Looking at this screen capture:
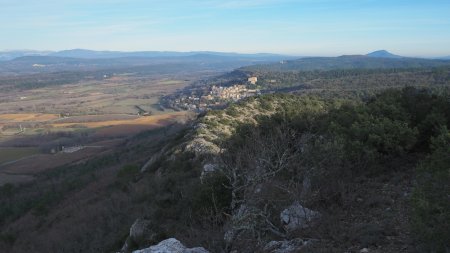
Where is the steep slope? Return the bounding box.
[132,89,450,253]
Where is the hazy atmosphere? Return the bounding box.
[1,0,450,56]
[1,1,449,253]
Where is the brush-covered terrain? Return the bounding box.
[131,89,449,253]
[2,87,448,253]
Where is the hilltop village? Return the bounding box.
[162,77,260,111]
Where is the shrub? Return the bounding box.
[226,106,240,117]
[259,98,274,111]
[115,164,140,192]
[218,117,232,125]
[411,127,450,252]
[0,232,16,246]
[117,164,140,180]
[192,173,231,216]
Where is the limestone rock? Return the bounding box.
[185,138,220,156]
[280,202,320,231]
[132,238,209,253]
[200,163,219,179]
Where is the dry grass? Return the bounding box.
[0,113,58,122]
[50,112,187,128]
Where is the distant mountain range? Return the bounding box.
[0,50,300,75]
[50,49,293,60]
[0,49,294,61]
[1,49,449,61]
[0,50,52,61]
[1,49,449,75]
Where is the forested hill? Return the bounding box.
[235,55,450,96]
[241,55,450,72]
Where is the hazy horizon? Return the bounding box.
[2,48,449,60]
[1,0,450,57]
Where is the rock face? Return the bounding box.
[280,202,320,231]
[132,238,209,253]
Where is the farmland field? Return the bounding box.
[50,111,186,128]
[0,147,39,164]
[0,113,58,122]
[0,71,208,185]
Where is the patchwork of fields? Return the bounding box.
[0,111,189,185]
[0,72,203,186]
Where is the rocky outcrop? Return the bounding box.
[184,137,221,156]
[280,202,320,231]
[132,238,209,253]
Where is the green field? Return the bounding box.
[0,147,39,164]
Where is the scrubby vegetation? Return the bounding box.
[412,128,450,252]
[239,66,450,99]
[1,88,449,252]
[137,88,450,252]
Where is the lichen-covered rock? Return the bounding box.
[132,238,209,253]
[280,202,320,231]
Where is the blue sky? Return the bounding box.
[1,0,450,56]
